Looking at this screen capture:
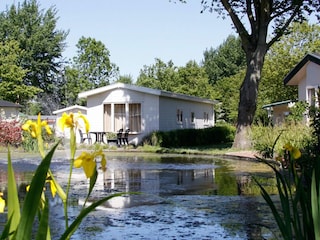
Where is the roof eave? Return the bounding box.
[284,53,320,86]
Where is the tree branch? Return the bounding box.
[267,5,301,49]
[220,0,250,50]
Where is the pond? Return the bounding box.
[0,152,280,240]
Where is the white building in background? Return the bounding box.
[0,100,22,119]
[78,83,217,145]
[263,53,320,125]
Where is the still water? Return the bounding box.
[0,152,279,240]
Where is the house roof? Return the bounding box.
[284,53,320,86]
[262,99,297,109]
[52,105,88,115]
[0,99,22,108]
[78,83,217,105]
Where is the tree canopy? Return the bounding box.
[203,35,246,85]
[72,36,119,89]
[136,58,178,92]
[259,21,320,107]
[0,40,41,104]
[0,0,67,93]
[196,0,320,149]
[137,59,214,99]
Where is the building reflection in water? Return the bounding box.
[95,160,217,209]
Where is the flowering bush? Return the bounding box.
[0,112,121,239]
[0,119,22,146]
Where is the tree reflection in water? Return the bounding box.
[0,154,279,239]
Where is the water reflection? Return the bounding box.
[0,154,278,239]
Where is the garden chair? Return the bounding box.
[117,129,123,146]
[79,129,92,144]
[121,129,130,145]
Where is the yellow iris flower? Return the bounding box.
[74,152,96,178]
[0,192,5,213]
[101,154,107,172]
[25,176,57,200]
[46,177,57,198]
[291,147,301,159]
[283,143,293,152]
[74,150,106,178]
[284,143,301,160]
[22,113,52,138]
[58,112,90,133]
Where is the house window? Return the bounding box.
[104,103,142,132]
[191,112,195,123]
[114,104,125,131]
[104,104,112,131]
[307,88,318,107]
[177,109,183,123]
[129,103,141,132]
[204,112,209,123]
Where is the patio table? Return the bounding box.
[90,131,106,144]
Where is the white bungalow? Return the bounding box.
[262,100,297,125]
[0,100,22,119]
[78,83,217,145]
[284,53,320,106]
[52,105,88,116]
[263,53,320,125]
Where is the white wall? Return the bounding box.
[86,88,160,145]
[159,97,214,131]
[85,88,215,145]
[299,62,320,101]
[0,107,20,119]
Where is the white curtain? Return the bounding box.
[129,103,141,132]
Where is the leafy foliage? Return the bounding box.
[258,21,320,114]
[137,58,178,91]
[116,75,134,84]
[197,0,320,149]
[0,0,67,114]
[137,59,214,99]
[72,36,119,88]
[144,124,235,148]
[0,40,41,104]
[0,0,67,93]
[251,122,313,157]
[62,36,120,106]
[202,35,246,85]
[212,70,244,124]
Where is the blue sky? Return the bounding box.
[0,0,235,80]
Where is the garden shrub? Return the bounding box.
[251,122,313,158]
[144,124,236,148]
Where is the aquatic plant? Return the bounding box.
[0,112,121,240]
[255,143,320,240]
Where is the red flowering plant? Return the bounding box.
[0,119,22,147]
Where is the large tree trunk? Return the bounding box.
[232,49,266,149]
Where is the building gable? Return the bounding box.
[284,53,320,86]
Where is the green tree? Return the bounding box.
[0,40,41,104]
[116,75,134,84]
[0,0,67,94]
[175,60,214,99]
[136,58,178,91]
[137,59,213,99]
[259,21,320,108]
[72,36,119,89]
[61,67,87,106]
[213,70,244,124]
[191,0,320,149]
[203,35,246,85]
